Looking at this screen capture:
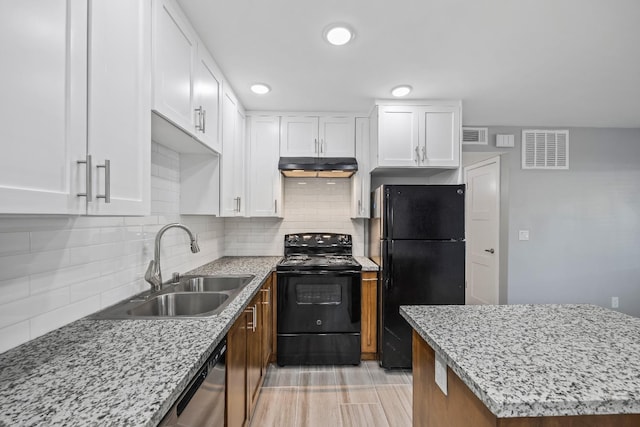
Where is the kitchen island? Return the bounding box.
[400,304,640,426]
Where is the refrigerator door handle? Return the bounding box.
[386,241,393,290]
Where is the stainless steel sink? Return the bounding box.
[127,292,229,317]
[173,274,255,292]
[89,273,255,320]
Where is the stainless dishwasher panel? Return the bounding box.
[159,338,226,427]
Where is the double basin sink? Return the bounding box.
[91,274,255,319]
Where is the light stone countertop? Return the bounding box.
[400,304,640,418]
[355,256,379,271]
[0,256,281,427]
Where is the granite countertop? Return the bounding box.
[355,256,379,271]
[0,256,281,427]
[400,304,640,418]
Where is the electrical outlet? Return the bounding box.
[611,297,619,309]
[518,230,530,241]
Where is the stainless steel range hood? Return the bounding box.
[278,157,358,178]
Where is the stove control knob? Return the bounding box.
[338,235,349,244]
[287,235,299,244]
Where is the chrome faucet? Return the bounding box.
[144,223,200,292]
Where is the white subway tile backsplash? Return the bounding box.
[0,142,225,354]
[0,321,30,354]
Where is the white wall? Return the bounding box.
[463,127,640,317]
[225,178,366,256]
[0,143,224,353]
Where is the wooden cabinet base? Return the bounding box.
[412,330,640,427]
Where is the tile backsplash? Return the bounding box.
[0,144,365,353]
[0,143,224,353]
[224,178,366,257]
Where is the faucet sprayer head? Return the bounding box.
[190,239,200,253]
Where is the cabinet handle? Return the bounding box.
[320,139,324,154]
[421,146,426,162]
[238,197,241,213]
[274,199,278,214]
[96,159,111,203]
[358,199,362,214]
[314,138,318,153]
[414,146,420,164]
[195,106,203,132]
[260,288,270,305]
[202,109,206,133]
[245,304,257,332]
[76,154,92,201]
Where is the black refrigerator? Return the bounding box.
[369,185,465,369]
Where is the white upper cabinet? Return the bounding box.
[0,0,150,216]
[318,116,355,157]
[193,46,222,153]
[0,0,87,214]
[248,116,283,217]
[152,0,223,154]
[351,117,370,219]
[280,115,355,157]
[220,87,246,217]
[152,0,196,133]
[372,101,461,169]
[87,0,151,216]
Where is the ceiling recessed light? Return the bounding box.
[250,83,271,95]
[391,85,412,97]
[324,24,354,46]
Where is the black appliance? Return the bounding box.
[369,185,465,369]
[278,157,358,178]
[277,233,362,365]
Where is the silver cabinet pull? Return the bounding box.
[194,106,203,132]
[421,146,426,162]
[484,248,495,254]
[245,305,257,332]
[314,138,318,153]
[358,199,362,214]
[274,199,278,214]
[76,154,92,201]
[260,288,271,305]
[201,109,206,133]
[233,197,239,212]
[238,197,241,213]
[320,139,324,153]
[414,146,420,164]
[96,159,111,203]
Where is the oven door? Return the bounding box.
[277,270,361,334]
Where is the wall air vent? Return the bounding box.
[462,127,489,145]
[522,130,569,170]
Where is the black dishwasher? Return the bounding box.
[159,338,226,427]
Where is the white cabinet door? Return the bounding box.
[248,116,282,217]
[152,0,196,133]
[420,106,460,168]
[220,88,246,216]
[319,116,355,157]
[86,0,151,216]
[280,116,318,157]
[0,0,87,214]
[377,106,420,167]
[351,117,370,218]
[194,46,222,153]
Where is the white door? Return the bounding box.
[318,116,355,157]
[152,0,196,133]
[351,117,370,218]
[280,116,319,157]
[248,116,282,217]
[421,106,460,168]
[87,0,150,216]
[465,157,500,305]
[220,89,245,216]
[0,0,87,214]
[377,106,420,167]
[194,46,222,153]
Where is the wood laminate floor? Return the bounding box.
[250,361,412,427]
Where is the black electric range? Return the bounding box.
[276,233,362,366]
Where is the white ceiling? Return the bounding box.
[177,0,640,128]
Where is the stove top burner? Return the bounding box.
[278,233,361,272]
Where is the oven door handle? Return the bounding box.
[277,270,361,276]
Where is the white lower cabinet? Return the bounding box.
[247,116,282,217]
[0,0,150,215]
[220,88,246,217]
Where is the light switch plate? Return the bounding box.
[519,230,530,241]
[435,352,448,395]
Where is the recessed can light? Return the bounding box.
[391,85,412,97]
[250,83,271,94]
[324,24,354,46]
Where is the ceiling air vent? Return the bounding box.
[462,127,489,145]
[522,130,569,170]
